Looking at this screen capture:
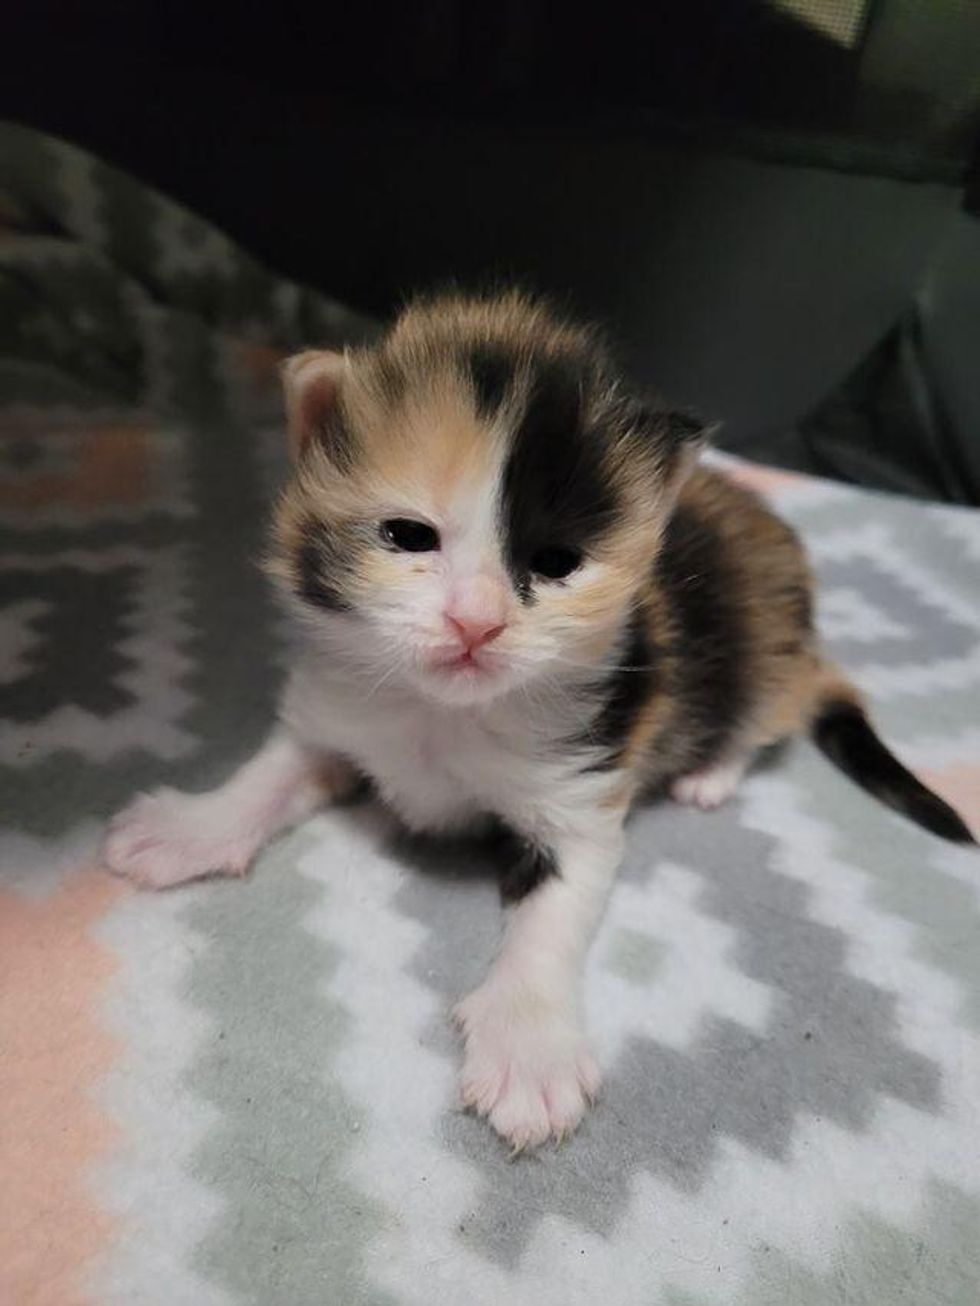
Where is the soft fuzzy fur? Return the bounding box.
[104,291,974,1149]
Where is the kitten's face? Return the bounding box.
[268,295,699,707]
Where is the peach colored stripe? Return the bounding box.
[922,762,980,842]
[0,870,126,1306]
[0,426,152,510]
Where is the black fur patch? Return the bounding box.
[660,409,706,453]
[464,342,516,418]
[657,503,749,768]
[580,610,658,769]
[501,353,617,599]
[296,519,353,612]
[813,701,975,844]
[491,826,560,903]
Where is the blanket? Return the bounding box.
[2,122,979,1306]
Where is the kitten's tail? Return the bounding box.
[810,668,976,845]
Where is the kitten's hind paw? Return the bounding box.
[670,757,746,810]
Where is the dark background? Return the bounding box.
[4,0,980,501]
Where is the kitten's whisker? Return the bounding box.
[363,652,409,699]
[550,654,659,675]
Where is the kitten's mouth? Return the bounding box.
[433,649,495,676]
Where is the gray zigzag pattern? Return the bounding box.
[394,794,940,1267]
[665,1179,980,1306]
[182,829,394,1306]
[816,556,976,667]
[785,745,980,1032]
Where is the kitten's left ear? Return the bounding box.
[281,349,349,463]
[660,410,712,452]
[660,409,715,486]
[635,406,714,488]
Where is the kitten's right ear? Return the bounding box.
[281,350,349,463]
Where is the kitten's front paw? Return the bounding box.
[102,789,254,889]
[454,984,600,1150]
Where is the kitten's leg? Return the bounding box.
[455,817,623,1149]
[103,730,353,889]
[670,751,750,810]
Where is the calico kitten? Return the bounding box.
[104,291,974,1150]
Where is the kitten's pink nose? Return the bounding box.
[445,578,508,651]
[446,613,506,651]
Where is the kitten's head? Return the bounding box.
[267,292,705,706]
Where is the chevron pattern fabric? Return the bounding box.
[2,122,978,1306]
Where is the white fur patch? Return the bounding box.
[671,756,747,810]
[455,979,600,1149]
[103,733,340,888]
[103,787,257,888]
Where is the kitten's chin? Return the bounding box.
[413,660,516,708]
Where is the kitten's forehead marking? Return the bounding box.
[358,375,513,579]
[358,380,495,503]
[352,322,625,596]
[500,351,618,593]
[428,341,621,594]
[463,341,521,419]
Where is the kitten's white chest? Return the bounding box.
[284,666,531,831]
[366,704,489,829]
[283,660,612,839]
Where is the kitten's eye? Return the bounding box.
[380,518,440,552]
[531,547,582,580]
